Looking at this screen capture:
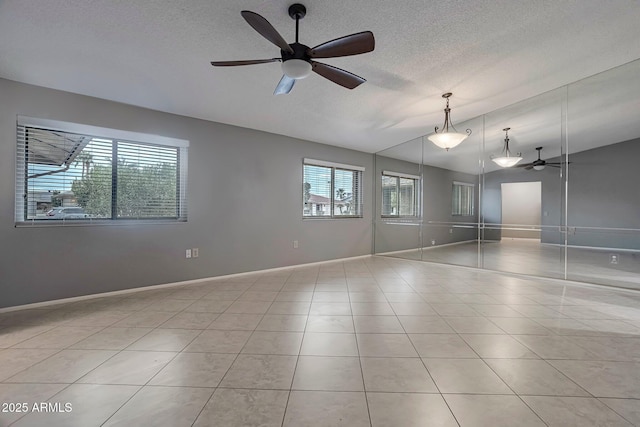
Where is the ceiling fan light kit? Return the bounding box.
[428,93,472,151]
[210,3,375,95]
[491,127,523,167]
[515,146,565,171]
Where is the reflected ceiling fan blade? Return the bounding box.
[311,61,365,89]
[515,163,533,168]
[241,11,294,53]
[524,165,534,170]
[274,75,295,95]
[307,31,375,58]
[211,58,281,67]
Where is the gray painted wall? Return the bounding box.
[0,78,373,308]
[374,154,479,254]
[482,138,640,249]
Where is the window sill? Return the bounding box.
[15,218,187,228]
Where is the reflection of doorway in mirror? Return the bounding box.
[501,182,541,240]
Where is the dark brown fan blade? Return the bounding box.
[241,11,294,53]
[311,61,365,89]
[515,162,534,168]
[211,58,281,67]
[308,31,375,58]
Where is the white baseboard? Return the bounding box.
[0,254,372,313]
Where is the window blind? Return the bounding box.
[15,117,188,224]
[303,159,363,218]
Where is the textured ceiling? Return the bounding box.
[1,0,640,166]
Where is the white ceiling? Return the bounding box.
[1,0,640,162]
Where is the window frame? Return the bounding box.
[381,170,420,218]
[15,116,189,226]
[452,181,475,216]
[302,158,364,219]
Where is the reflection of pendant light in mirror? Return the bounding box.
[491,127,522,167]
[427,93,471,151]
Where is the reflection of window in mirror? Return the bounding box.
[381,171,419,217]
[452,182,474,216]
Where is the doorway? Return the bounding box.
[501,181,542,240]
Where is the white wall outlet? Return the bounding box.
[185,249,192,259]
[610,254,619,265]
[449,228,453,234]
[192,248,199,258]
[293,240,298,249]
[431,239,436,246]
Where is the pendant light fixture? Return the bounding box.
[491,127,522,167]
[427,92,471,151]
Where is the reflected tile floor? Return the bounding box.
[1,256,640,426]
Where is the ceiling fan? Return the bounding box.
[210,3,375,95]
[516,147,567,170]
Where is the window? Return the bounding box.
[15,117,188,224]
[452,181,474,216]
[303,158,363,218]
[381,171,419,217]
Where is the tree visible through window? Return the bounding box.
[16,119,188,222]
[303,159,363,218]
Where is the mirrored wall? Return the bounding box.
[374,58,640,290]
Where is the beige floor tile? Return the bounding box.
[368,393,458,427]
[485,359,589,396]
[348,292,387,302]
[193,388,288,427]
[0,348,59,381]
[102,386,212,427]
[353,315,404,333]
[423,359,512,394]
[78,350,176,385]
[409,334,478,358]
[283,391,370,427]
[7,349,117,383]
[183,330,252,353]
[429,303,479,317]
[12,384,140,427]
[351,302,395,315]
[267,301,311,315]
[461,334,540,358]
[242,331,303,355]
[207,313,263,330]
[444,394,546,427]
[397,316,455,333]
[220,354,297,389]
[293,356,364,391]
[390,302,438,316]
[300,332,359,356]
[361,357,437,392]
[0,325,56,348]
[149,352,235,387]
[111,311,176,328]
[184,299,234,313]
[11,326,104,349]
[488,317,553,335]
[226,301,272,314]
[600,398,640,426]
[383,292,424,303]
[524,396,634,426]
[549,360,640,398]
[312,292,350,302]
[357,333,418,357]
[305,315,354,333]
[308,302,352,316]
[514,335,599,359]
[274,291,313,302]
[256,314,307,332]
[159,312,219,329]
[445,317,505,334]
[0,383,68,425]
[125,328,200,351]
[69,327,152,350]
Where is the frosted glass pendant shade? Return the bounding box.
[427,132,469,150]
[492,156,523,167]
[282,59,312,79]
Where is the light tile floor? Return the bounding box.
[1,256,640,426]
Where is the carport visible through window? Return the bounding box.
[15,117,188,224]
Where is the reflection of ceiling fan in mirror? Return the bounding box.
[516,147,567,170]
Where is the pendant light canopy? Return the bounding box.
[491,127,522,167]
[427,93,471,151]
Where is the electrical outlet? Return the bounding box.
[293,240,298,249]
[431,239,436,246]
[449,228,453,234]
[610,254,619,265]
[192,248,199,258]
[185,249,191,259]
